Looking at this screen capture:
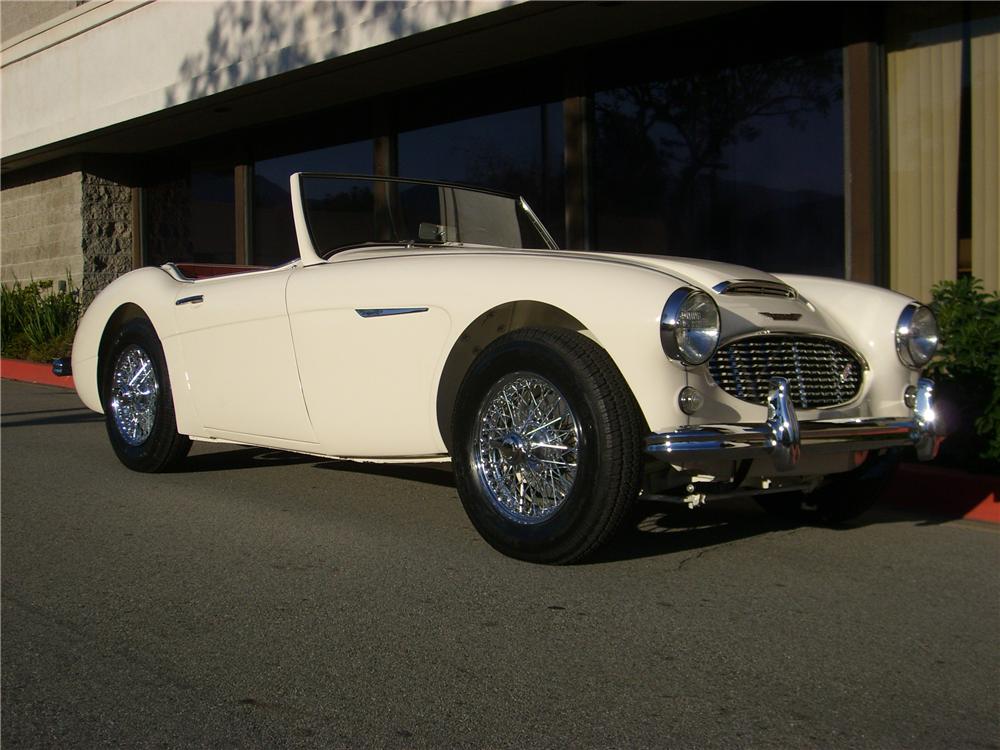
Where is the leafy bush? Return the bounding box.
[1,278,80,363]
[926,276,1000,465]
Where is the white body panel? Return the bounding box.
[171,266,318,445]
[286,249,685,456]
[72,176,928,467]
[776,274,922,418]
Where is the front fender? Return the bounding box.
[72,267,195,430]
[413,254,696,437]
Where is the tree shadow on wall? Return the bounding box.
[164,1,478,109]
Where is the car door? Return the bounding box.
[172,266,318,446]
[285,256,452,458]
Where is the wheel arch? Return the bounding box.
[96,303,153,399]
[434,300,647,451]
[72,265,185,415]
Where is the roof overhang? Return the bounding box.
[1,0,753,173]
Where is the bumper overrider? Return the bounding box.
[645,377,940,471]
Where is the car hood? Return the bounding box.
[572,251,782,291]
[327,244,852,343]
[565,250,856,345]
[331,245,788,291]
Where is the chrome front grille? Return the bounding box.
[708,336,863,409]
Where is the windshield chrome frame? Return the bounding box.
[518,196,559,251]
[297,172,559,256]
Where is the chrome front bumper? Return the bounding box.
[645,377,940,471]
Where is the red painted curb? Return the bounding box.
[1,358,76,389]
[883,463,1000,524]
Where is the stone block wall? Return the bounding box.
[80,170,134,305]
[0,168,84,290]
[1,159,137,306]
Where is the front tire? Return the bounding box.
[452,328,643,564]
[101,318,191,473]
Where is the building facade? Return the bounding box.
[2,1,997,304]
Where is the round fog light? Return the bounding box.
[679,386,704,415]
[904,385,918,409]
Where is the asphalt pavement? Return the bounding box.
[2,380,998,749]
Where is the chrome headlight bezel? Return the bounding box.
[895,303,939,369]
[660,287,721,366]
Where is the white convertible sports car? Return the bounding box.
[66,174,941,563]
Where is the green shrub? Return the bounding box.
[926,276,1000,464]
[1,277,80,363]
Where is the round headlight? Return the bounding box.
[660,288,721,365]
[895,303,939,368]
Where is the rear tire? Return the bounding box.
[101,318,191,473]
[452,328,643,564]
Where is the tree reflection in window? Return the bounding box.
[399,103,564,247]
[594,50,844,277]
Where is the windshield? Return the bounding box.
[299,175,557,258]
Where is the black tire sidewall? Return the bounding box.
[101,318,184,472]
[453,332,634,562]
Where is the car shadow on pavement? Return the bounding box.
[178,446,456,488]
[589,499,799,564]
[312,459,456,488]
[171,447,987,562]
[590,498,985,564]
[0,407,104,428]
[178,447,317,473]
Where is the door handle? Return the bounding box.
[176,295,204,306]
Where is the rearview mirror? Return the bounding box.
[418,223,447,243]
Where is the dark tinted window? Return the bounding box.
[593,46,845,277]
[145,164,235,266]
[253,140,373,266]
[398,103,564,246]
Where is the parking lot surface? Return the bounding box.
[3,380,998,748]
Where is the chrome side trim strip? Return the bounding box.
[355,307,429,318]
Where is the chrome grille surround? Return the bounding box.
[707,335,865,409]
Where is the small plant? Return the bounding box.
[1,277,80,363]
[926,276,1000,465]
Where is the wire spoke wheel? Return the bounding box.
[454,328,642,564]
[473,371,580,524]
[101,318,190,472]
[109,344,159,446]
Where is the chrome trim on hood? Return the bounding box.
[713,279,797,299]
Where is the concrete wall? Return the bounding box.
[0,167,84,289]
[0,1,79,44]
[1,0,516,161]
